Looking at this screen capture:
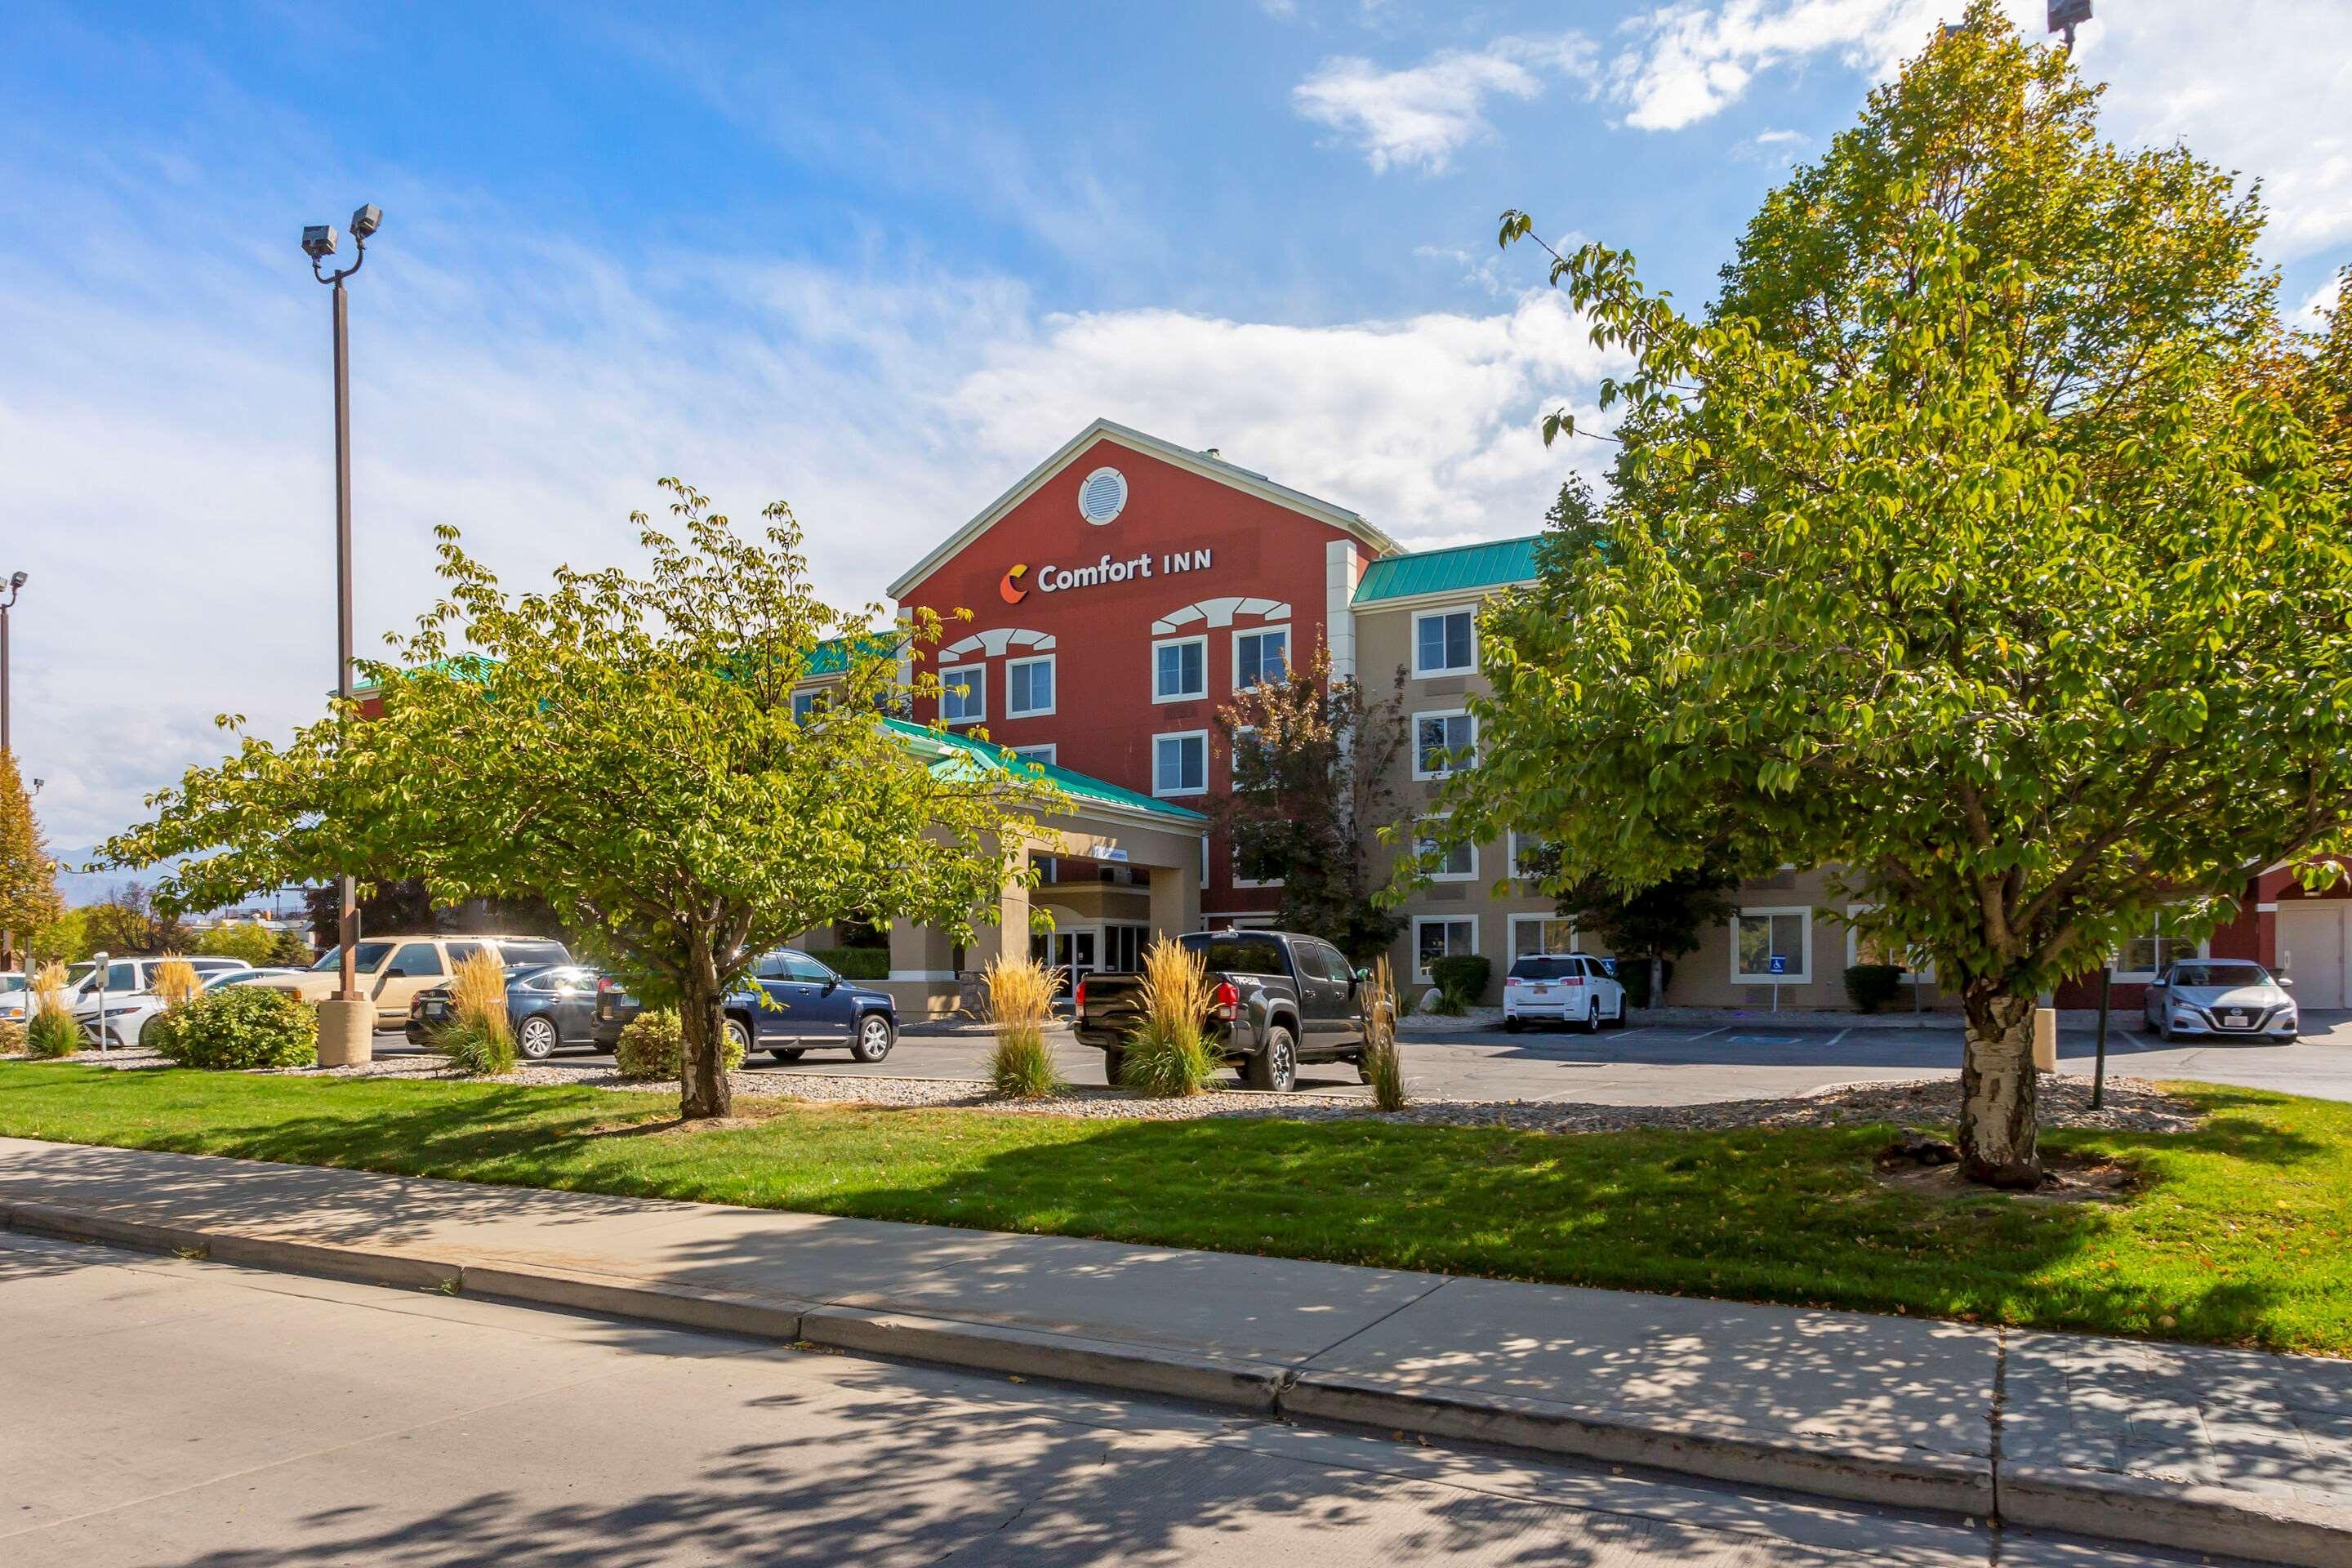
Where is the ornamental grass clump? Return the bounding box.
[434,950,517,1076]
[1121,938,1218,1097]
[24,961,79,1058]
[1361,956,1407,1113]
[143,956,204,1056]
[984,954,1064,1099]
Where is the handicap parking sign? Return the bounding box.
[1768,955,1787,976]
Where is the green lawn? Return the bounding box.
[1,1062,2345,1354]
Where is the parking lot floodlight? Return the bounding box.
[349,203,382,240]
[7,571,23,590]
[301,224,339,260]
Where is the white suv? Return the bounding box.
[1503,954,1627,1033]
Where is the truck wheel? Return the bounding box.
[1102,1046,1125,1087]
[1246,1026,1298,1092]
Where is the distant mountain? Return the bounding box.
[49,851,317,918]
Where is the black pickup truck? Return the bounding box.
[1072,929,1367,1092]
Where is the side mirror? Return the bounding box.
[1354,967,1371,983]
[2281,977,2296,989]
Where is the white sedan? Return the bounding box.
[2144,959,2299,1043]
[72,956,254,1048]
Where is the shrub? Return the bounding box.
[1428,954,1491,1008]
[24,961,78,1058]
[1618,957,1673,1009]
[156,986,318,1069]
[983,954,1063,1099]
[1122,939,1218,1097]
[1844,963,1905,1014]
[435,950,516,1075]
[812,946,890,981]
[1361,956,1406,1112]
[615,1007,746,1082]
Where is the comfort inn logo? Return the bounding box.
[999,550,1214,603]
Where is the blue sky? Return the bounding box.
[2,1,2347,863]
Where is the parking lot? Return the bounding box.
[371,1011,2352,1105]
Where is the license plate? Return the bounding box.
[2225,1012,2248,1026]
[1530,985,1551,996]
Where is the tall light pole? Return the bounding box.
[1,570,24,756]
[301,204,381,1064]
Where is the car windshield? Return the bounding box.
[0,974,24,993]
[310,941,396,973]
[1509,956,1579,981]
[2169,962,2270,988]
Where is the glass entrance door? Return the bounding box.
[1049,930,1097,1002]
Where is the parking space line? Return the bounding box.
[1823,1028,1851,1049]
[1682,1026,1730,1042]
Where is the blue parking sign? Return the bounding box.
[1768,955,1787,976]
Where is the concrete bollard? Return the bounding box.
[2032,1006,2057,1073]
[316,999,373,1068]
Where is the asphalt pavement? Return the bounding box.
[0,1228,2243,1567]
[372,1009,2352,1105]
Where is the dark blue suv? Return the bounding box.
[593,948,897,1064]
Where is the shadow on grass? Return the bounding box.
[2,1062,2345,1351]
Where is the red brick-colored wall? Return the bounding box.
[898,436,1377,914]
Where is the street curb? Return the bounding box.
[460,1263,811,1343]
[7,1196,2346,1566]
[1998,1463,2352,1568]
[800,1304,1285,1412]
[1281,1371,1993,1519]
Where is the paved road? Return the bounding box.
[0,1231,2225,1566]
[372,1009,2352,1105]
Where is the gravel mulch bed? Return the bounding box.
[38,1045,2202,1134]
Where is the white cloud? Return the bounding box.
[1731,126,1814,167]
[2296,272,2344,330]
[1601,1,2352,256]
[1293,33,1597,173]
[0,172,1622,854]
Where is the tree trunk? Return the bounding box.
[1958,981,2042,1188]
[677,951,733,1121]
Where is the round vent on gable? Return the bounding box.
[1077,466,1128,526]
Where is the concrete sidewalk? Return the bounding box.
[0,1137,2343,1566]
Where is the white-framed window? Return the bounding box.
[1153,730,1209,797]
[1413,915,1477,982]
[1010,743,1058,766]
[1005,654,1056,718]
[1414,815,1477,881]
[1510,915,1578,957]
[791,689,821,724]
[1413,710,1476,779]
[939,666,985,724]
[1508,831,1553,884]
[1232,625,1290,690]
[1732,906,1812,984]
[1844,903,1936,983]
[1414,608,1475,676]
[2114,906,2204,982]
[1152,636,1207,702]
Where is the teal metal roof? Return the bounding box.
[882,719,1207,825]
[1352,535,1540,605]
[802,630,902,678]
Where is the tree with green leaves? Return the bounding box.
[193,921,286,967]
[0,748,60,972]
[1454,6,2352,1186]
[105,480,1058,1118]
[1214,644,1410,964]
[82,881,187,957]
